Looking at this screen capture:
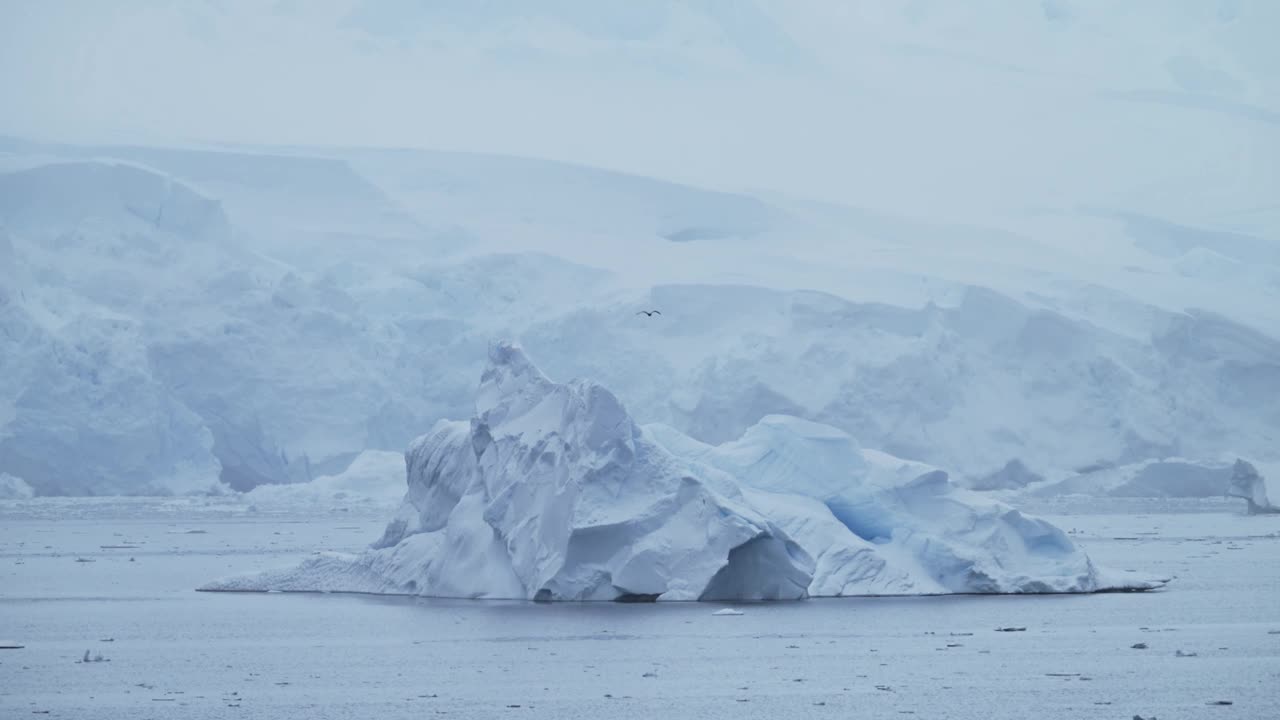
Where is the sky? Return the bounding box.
[1,0,1278,222]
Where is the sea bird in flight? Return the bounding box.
[636,310,661,317]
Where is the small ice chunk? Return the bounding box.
[712,608,745,616]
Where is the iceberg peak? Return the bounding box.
[475,340,555,419]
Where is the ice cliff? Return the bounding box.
[202,344,1161,600]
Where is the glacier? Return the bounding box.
[2,141,1278,498]
[201,343,1161,600]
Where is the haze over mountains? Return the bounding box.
[5,1,1276,217]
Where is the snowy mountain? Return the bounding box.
[0,133,1277,495]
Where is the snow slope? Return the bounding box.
[202,344,1158,600]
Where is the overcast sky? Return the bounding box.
[2,0,1277,221]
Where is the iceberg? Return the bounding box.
[964,459,1046,492]
[201,343,1162,600]
[649,415,1122,594]
[1226,459,1279,515]
[242,450,406,509]
[0,472,34,499]
[1026,457,1278,507]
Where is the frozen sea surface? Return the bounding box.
[1,498,1278,719]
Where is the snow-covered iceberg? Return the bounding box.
[202,343,1162,600]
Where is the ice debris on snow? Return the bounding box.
[201,343,1163,601]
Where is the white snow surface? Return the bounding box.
[202,344,1159,600]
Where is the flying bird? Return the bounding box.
[636,310,661,317]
